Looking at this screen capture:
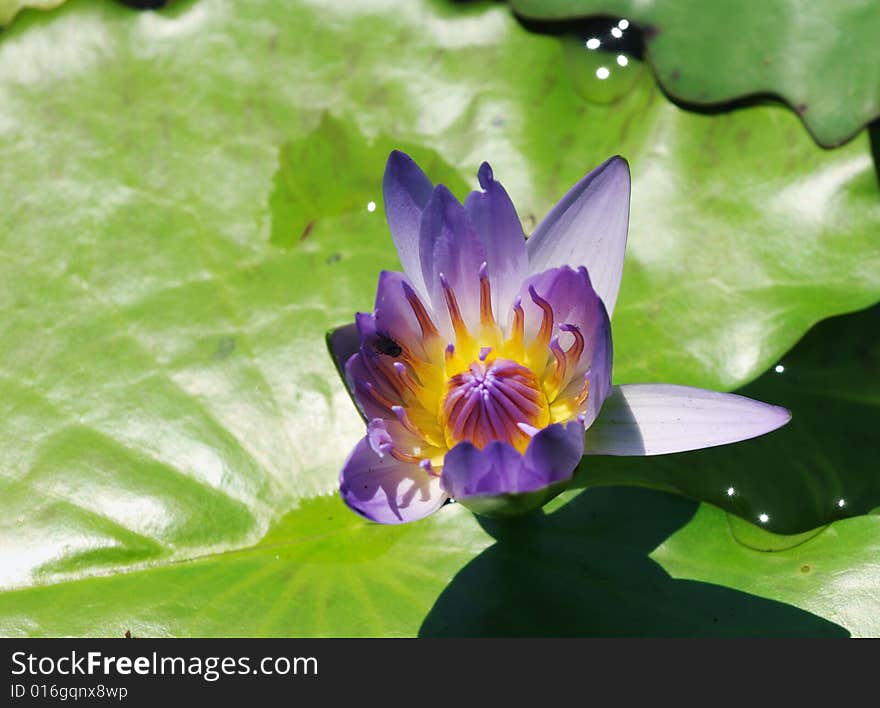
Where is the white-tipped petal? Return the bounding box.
[383,150,434,298]
[584,384,791,456]
[526,156,630,317]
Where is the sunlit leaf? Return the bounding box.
[0,0,878,636]
[575,305,880,535]
[0,0,65,27]
[509,0,880,147]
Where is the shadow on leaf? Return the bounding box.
[419,486,848,637]
[572,303,880,535]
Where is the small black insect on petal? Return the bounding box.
[373,334,402,357]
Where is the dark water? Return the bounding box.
[520,15,649,104]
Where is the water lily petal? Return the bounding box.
[419,185,487,334]
[516,266,613,419]
[440,441,522,498]
[340,438,447,524]
[373,270,434,359]
[366,416,439,464]
[582,310,613,429]
[383,150,434,298]
[343,312,409,420]
[583,384,792,456]
[441,420,583,498]
[344,353,389,420]
[526,156,630,317]
[464,162,528,317]
[523,419,585,481]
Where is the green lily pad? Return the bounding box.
[0,0,65,27]
[653,501,880,638]
[0,495,497,637]
[509,1,880,147]
[0,0,879,636]
[1,488,861,638]
[574,304,880,535]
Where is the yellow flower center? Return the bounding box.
[369,269,590,467]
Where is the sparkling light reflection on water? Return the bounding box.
[561,17,645,104]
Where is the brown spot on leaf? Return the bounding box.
[300,219,317,241]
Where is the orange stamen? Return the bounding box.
[544,337,567,400]
[509,298,525,351]
[575,377,590,406]
[440,273,473,344]
[478,262,495,328]
[362,381,398,411]
[525,286,554,369]
[560,324,585,373]
[388,447,422,464]
[393,362,422,395]
[444,343,456,368]
[392,362,435,411]
[391,405,424,438]
[402,282,440,340]
[529,286,554,349]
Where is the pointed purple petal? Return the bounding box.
[526,156,630,317]
[419,185,486,334]
[340,437,447,524]
[383,151,434,298]
[464,162,527,317]
[583,384,792,456]
[440,420,583,499]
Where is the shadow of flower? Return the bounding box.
[419,486,848,636]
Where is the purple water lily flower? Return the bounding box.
[328,151,791,523]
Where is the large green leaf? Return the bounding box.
[0,0,879,636]
[574,304,880,535]
[653,501,880,638]
[509,0,880,148]
[0,488,862,638]
[0,495,497,637]
[0,0,65,27]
